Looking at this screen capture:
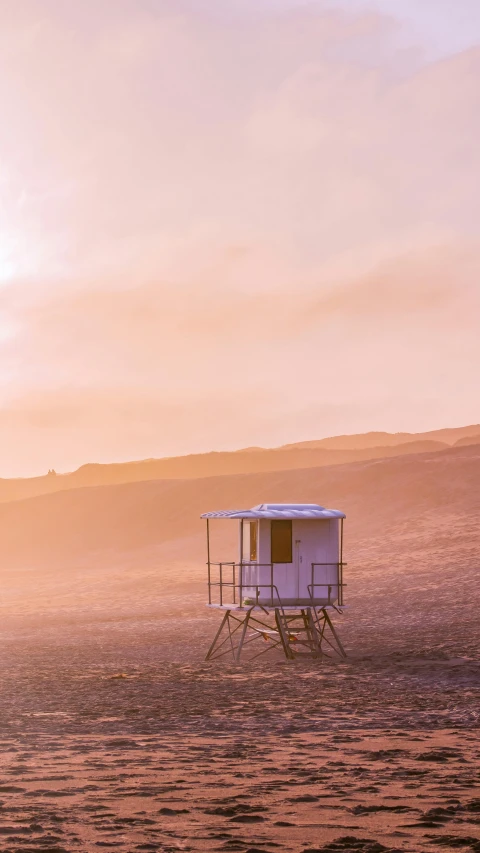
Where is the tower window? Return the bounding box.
[250,521,257,561]
[243,521,258,561]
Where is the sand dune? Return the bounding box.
[454,433,480,447]
[0,443,478,566]
[280,423,480,451]
[0,439,446,503]
[1,423,479,504]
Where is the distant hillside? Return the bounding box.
[280,423,480,451]
[454,433,480,447]
[0,443,478,566]
[0,423,478,505]
[0,438,449,503]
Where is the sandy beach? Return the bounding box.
[1,503,478,853]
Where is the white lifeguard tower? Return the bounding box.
[202,503,347,662]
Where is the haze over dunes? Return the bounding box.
[0,423,478,503]
[0,431,478,570]
[1,426,478,656]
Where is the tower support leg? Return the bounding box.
[322,608,347,658]
[235,608,252,662]
[205,607,346,662]
[205,610,231,660]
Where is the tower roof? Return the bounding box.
[201,503,345,520]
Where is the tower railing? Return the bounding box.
[309,562,346,607]
[207,561,346,608]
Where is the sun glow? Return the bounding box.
[0,235,19,283]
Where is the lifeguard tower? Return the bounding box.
[202,503,346,662]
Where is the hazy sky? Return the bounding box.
[1,0,479,476]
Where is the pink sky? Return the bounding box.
[0,1,479,476]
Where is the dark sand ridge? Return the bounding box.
[0,423,479,504]
[454,434,480,447]
[0,442,478,853]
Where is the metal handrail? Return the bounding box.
[207,562,281,609]
[307,582,347,607]
[242,582,284,610]
[310,562,347,607]
[207,561,347,609]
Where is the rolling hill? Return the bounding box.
[0,422,478,504]
[0,443,478,567]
